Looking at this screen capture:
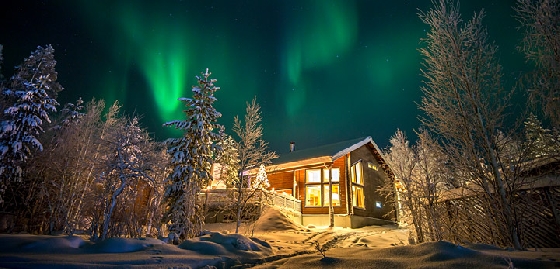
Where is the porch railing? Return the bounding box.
[198,188,301,215]
[266,190,301,215]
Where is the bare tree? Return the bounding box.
[231,98,277,234]
[414,129,449,242]
[98,116,156,240]
[418,0,522,249]
[515,0,560,126]
[20,98,87,234]
[384,130,424,243]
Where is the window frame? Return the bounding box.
[351,160,365,209]
[304,167,341,207]
[305,184,322,207]
[352,185,365,208]
[323,183,341,207]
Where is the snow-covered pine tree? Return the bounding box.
[8,45,63,100]
[254,164,269,190]
[0,45,60,204]
[163,68,224,241]
[524,114,559,160]
[58,97,85,128]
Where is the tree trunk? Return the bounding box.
[408,191,424,243]
[235,172,243,234]
[477,111,522,250]
[328,167,334,227]
[101,179,126,240]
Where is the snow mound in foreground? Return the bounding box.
[22,235,85,250]
[253,207,303,232]
[179,232,271,256]
[257,241,559,269]
[92,237,165,253]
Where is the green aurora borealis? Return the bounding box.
[0,0,525,153]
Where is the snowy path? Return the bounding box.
[0,208,559,268]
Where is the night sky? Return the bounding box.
[0,0,526,154]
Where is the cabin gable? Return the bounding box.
[348,144,393,219]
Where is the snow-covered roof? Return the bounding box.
[266,136,383,171]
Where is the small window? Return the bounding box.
[306,169,321,183]
[375,201,382,208]
[323,168,340,182]
[368,162,378,171]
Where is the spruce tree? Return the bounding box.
[254,164,269,190]
[163,68,224,241]
[0,45,60,204]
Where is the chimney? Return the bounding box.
[289,141,295,152]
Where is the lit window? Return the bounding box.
[305,185,321,206]
[323,168,340,182]
[351,161,363,185]
[305,168,341,207]
[375,201,382,208]
[323,184,340,206]
[351,161,365,209]
[352,186,365,208]
[306,169,321,183]
[368,162,378,171]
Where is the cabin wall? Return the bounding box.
[349,145,394,220]
[267,170,294,194]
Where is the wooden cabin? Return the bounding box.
[262,137,396,228]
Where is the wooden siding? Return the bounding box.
[267,170,294,191]
[349,144,394,220]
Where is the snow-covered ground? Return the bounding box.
[0,208,558,268]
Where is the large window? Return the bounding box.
[305,168,340,207]
[323,185,340,206]
[351,161,365,208]
[351,161,363,185]
[306,185,321,206]
[352,186,365,208]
